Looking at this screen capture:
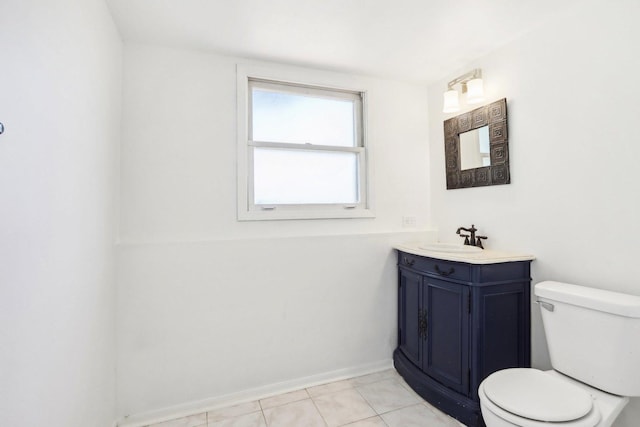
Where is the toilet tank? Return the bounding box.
[535,281,640,397]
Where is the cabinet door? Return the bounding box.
[398,268,423,368]
[423,277,470,395]
[471,283,531,401]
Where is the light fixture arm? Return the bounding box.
[447,68,482,92]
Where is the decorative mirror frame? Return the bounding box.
[444,98,510,189]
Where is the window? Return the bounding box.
[237,65,373,220]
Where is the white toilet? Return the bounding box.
[479,280,640,427]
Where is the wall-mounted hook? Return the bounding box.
[0,122,4,135]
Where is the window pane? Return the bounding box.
[253,148,359,205]
[252,88,356,147]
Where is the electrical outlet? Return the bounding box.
[402,216,417,228]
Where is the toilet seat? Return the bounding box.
[479,369,602,427]
[484,369,593,421]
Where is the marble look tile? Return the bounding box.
[207,401,262,423]
[148,413,207,427]
[312,388,376,427]
[381,404,447,427]
[350,369,400,387]
[307,379,354,398]
[259,388,309,409]
[263,399,326,427]
[397,377,425,402]
[340,416,388,426]
[356,379,420,414]
[417,400,464,426]
[208,411,265,427]
[429,407,467,427]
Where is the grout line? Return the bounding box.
[336,415,389,427]
[307,396,329,427]
[352,385,377,415]
[375,402,426,416]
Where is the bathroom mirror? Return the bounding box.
[443,98,510,189]
[460,126,490,170]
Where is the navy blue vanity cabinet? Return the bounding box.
[394,251,531,427]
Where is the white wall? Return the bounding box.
[427,0,640,425]
[117,45,431,419]
[7,0,638,424]
[0,1,122,426]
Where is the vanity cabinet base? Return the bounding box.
[394,250,532,427]
[394,349,484,427]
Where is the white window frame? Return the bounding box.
[237,63,374,221]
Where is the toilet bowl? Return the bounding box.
[478,281,640,427]
[479,369,628,427]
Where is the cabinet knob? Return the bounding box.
[403,257,415,267]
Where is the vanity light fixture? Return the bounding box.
[442,68,485,113]
[443,89,460,113]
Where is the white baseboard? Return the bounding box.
[116,359,393,427]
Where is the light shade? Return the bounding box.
[466,78,485,104]
[443,89,460,113]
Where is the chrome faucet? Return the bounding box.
[456,224,487,249]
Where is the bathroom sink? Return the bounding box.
[418,243,483,253]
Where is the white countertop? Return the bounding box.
[394,241,535,264]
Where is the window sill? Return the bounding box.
[237,208,375,221]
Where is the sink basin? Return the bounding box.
[418,243,483,253]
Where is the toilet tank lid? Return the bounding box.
[535,281,640,318]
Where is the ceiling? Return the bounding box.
[105,0,578,84]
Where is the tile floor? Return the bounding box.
[146,369,466,427]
